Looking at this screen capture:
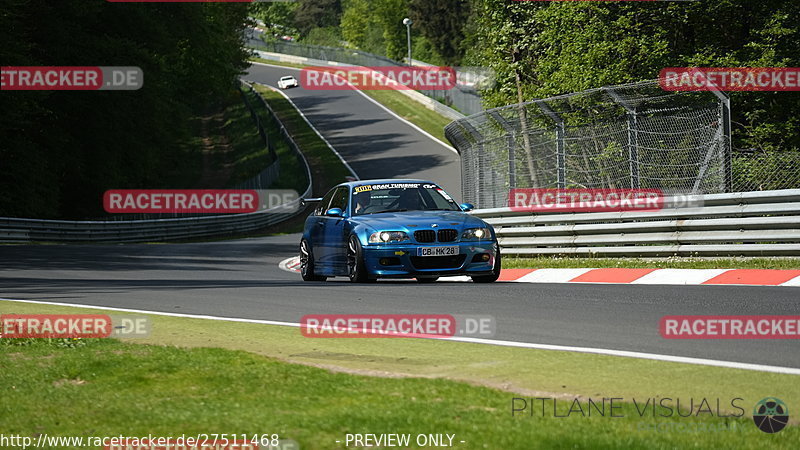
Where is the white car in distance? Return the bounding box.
[278,76,299,89]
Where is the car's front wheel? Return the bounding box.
[347,235,374,283]
[471,244,501,283]
[300,239,326,282]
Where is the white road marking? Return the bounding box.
[3,297,798,375]
[632,268,729,285]
[349,85,459,154]
[245,63,360,180]
[515,268,593,283]
[248,61,457,154]
[782,275,800,287]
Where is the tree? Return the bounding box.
[293,0,342,36]
[409,0,470,65]
[0,0,250,218]
[468,0,800,155]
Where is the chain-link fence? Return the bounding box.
[250,40,485,116]
[446,80,738,209]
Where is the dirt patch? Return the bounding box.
[52,378,87,387]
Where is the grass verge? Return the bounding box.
[222,88,274,186]
[3,337,796,449]
[1,301,797,449]
[504,256,800,270]
[238,86,308,193]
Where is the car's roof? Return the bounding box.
[280,76,295,79]
[338,179,435,189]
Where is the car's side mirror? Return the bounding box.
[325,207,343,217]
[460,203,474,212]
[300,197,322,208]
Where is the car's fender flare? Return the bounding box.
[348,222,375,247]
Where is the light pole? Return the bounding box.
[402,18,413,66]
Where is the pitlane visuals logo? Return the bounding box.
[752,397,789,434]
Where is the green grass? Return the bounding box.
[223,88,275,186]
[504,256,800,270]
[2,337,797,449]
[238,86,308,193]
[250,58,456,145]
[251,58,305,70]
[252,83,352,194]
[2,300,798,448]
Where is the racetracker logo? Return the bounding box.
[103,189,299,214]
[300,66,456,91]
[1,66,142,91]
[104,440,259,450]
[1,314,150,339]
[660,67,800,91]
[660,315,800,339]
[509,189,664,213]
[300,314,494,338]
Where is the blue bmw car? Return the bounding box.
[299,179,501,283]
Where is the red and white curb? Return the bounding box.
[279,256,800,287]
[279,256,303,273]
[499,268,800,286]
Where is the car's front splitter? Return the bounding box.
[361,242,497,278]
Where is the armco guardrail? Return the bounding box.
[0,82,312,244]
[471,189,800,256]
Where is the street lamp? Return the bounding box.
[402,18,413,66]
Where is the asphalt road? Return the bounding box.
[243,63,462,200]
[2,235,799,369]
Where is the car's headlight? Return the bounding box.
[368,231,410,244]
[461,227,492,240]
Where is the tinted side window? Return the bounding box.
[328,187,349,211]
[315,188,336,216]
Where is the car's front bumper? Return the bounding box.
[361,241,497,278]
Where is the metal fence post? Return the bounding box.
[459,120,485,207]
[721,94,733,192]
[605,87,639,189]
[536,101,565,189]
[488,111,516,190]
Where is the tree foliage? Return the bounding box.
[468,0,800,153]
[0,0,249,218]
[293,0,342,36]
[408,0,470,65]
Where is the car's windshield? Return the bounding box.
[281,76,294,80]
[351,182,460,215]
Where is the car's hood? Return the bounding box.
[351,210,487,233]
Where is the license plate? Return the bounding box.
[417,246,459,257]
